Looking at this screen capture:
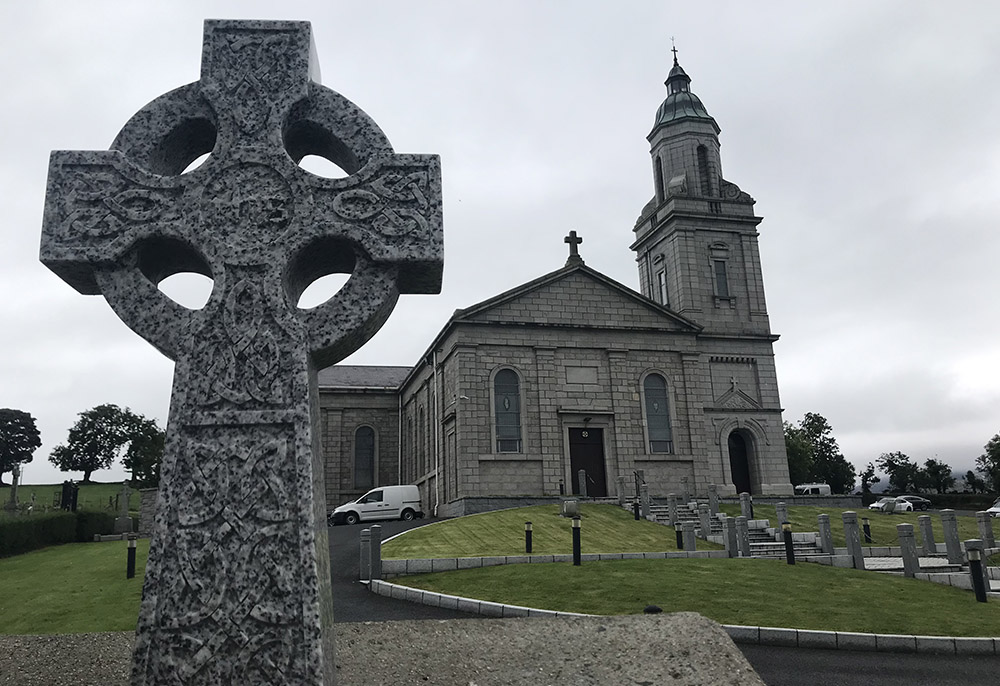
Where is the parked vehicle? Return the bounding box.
[898,495,932,511]
[987,498,1000,518]
[328,485,423,526]
[868,496,913,514]
[794,483,831,496]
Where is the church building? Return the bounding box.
[319,55,793,516]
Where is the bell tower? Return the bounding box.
[631,49,772,337]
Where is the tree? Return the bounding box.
[121,416,165,488]
[859,462,880,496]
[785,413,856,494]
[976,433,1000,493]
[49,404,160,483]
[784,422,813,486]
[964,469,985,494]
[920,458,955,494]
[876,451,919,492]
[0,409,41,485]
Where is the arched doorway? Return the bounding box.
[728,431,753,495]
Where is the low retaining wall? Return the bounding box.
[382,549,729,577]
[721,495,863,508]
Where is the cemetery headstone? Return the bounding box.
[667,493,678,526]
[723,516,737,558]
[680,476,690,503]
[113,480,133,534]
[40,20,442,685]
[739,492,752,519]
[616,476,626,506]
[577,469,588,497]
[918,514,936,556]
[896,523,918,578]
[697,503,711,538]
[735,515,750,557]
[681,522,696,551]
[775,501,788,527]
[639,483,650,519]
[562,499,579,517]
[976,511,996,549]
[816,514,833,554]
[707,484,718,514]
[940,510,963,564]
[842,511,865,570]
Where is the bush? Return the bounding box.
[0,512,76,557]
[0,509,118,558]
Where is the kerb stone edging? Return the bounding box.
[369,579,1000,655]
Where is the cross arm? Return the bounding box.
[40,150,188,294]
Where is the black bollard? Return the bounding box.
[862,517,872,544]
[572,515,582,566]
[525,521,533,554]
[969,548,988,603]
[633,498,640,521]
[675,528,683,550]
[126,534,137,579]
[782,522,795,565]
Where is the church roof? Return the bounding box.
[452,262,703,333]
[317,365,412,390]
[652,55,720,134]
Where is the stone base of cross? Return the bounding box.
[40,20,442,685]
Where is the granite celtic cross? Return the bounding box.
[40,20,442,685]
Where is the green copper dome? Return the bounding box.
[652,57,719,132]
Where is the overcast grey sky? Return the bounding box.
[3,1,999,487]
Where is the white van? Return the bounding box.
[794,483,831,496]
[328,485,423,526]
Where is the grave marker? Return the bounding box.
[40,20,442,685]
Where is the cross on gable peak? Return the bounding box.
[564,230,584,267]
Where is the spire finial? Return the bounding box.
[670,37,679,66]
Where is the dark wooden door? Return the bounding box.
[728,431,752,495]
[569,428,607,497]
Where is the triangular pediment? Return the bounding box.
[714,387,762,410]
[454,265,701,333]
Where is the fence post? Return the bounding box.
[739,492,753,520]
[359,528,371,582]
[708,484,719,515]
[842,512,865,570]
[616,476,627,506]
[640,483,650,519]
[897,523,919,578]
[667,493,678,526]
[369,524,382,581]
[965,539,989,603]
[680,476,690,504]
[817,514,833,554]
[577,469,587,498]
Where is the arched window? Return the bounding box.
[643,374,673,453]
[354,426,375,489]
[494,369,522,452]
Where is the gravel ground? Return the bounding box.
[0,614,763,685]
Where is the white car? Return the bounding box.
[987,498,1000,518]
[868,497,913,514]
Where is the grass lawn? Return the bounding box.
[394,557,1000,637]
[718,503,983,549]
[0,539,148,634]
[382,503,722,559]
[0,482,137,518]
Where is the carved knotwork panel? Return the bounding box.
[146,426,308,685]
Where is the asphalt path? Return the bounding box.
[327,516,998,685]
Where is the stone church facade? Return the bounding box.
[319,55,792,516]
